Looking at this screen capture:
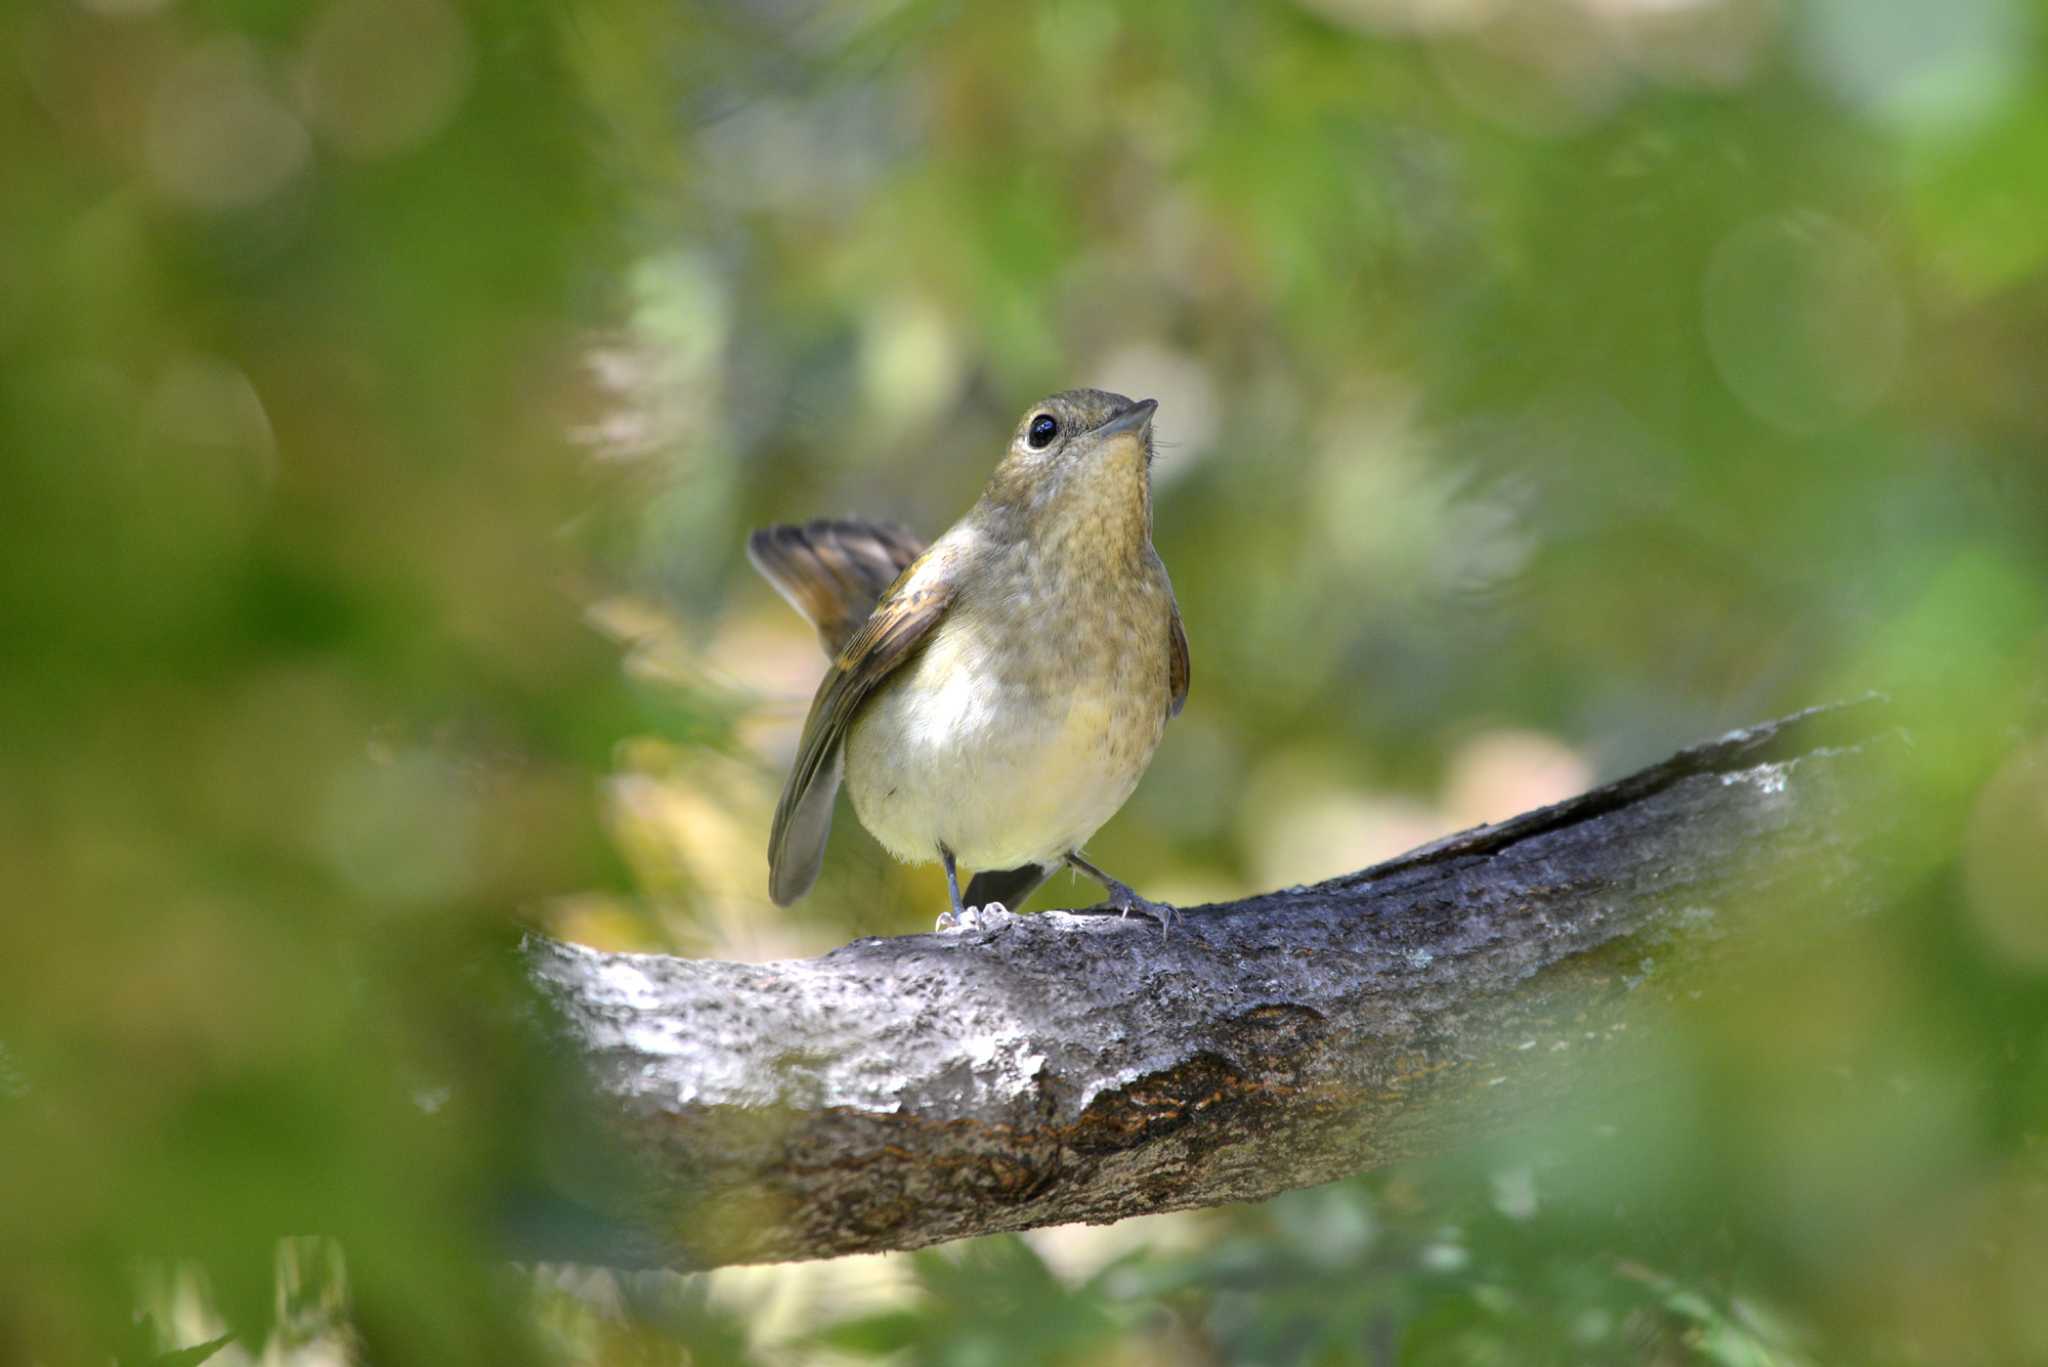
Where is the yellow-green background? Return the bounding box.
[4,0,2046,1362]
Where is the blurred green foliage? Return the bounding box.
[5,0,2047,1361]
[3,0,638,1361]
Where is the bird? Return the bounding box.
[746,389,1189,930]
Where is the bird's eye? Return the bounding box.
[1027,414,1058,449]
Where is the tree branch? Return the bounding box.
[524,698,1913,1270]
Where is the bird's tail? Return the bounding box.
[745,518,926,657]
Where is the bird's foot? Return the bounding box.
[935,902,1008,933]
[1085,879,1176,935]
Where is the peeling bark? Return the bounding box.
[523,698,1913,1270]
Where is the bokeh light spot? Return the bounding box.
[140,353,277,486]
[1702,211,1907,433]
[144,37,310,211]
[299,0,473,160]
[860,297,963,427]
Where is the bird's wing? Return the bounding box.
[1168,600,1191,719]
[746,519,928,657]
[767,557,955,905]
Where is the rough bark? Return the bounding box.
[524,698,1913,1271]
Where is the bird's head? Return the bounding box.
[984,389,1158,535]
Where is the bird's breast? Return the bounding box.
[840,560,1171,871]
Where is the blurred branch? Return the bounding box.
[524,698,1912,1270]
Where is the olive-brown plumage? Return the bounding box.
[747,390,1188,926]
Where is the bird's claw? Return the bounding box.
[1093,884,1176,936]
[936,902,1007,933]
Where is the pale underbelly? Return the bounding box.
[841,649,1166,872]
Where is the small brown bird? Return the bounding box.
[747,389,1189,929]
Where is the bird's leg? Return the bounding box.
[941,844,964,913]
[935,844,969,931]
[1064,851,1175,934]
[934,844,1006,932]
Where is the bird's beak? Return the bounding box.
[1091,398,1158,442]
